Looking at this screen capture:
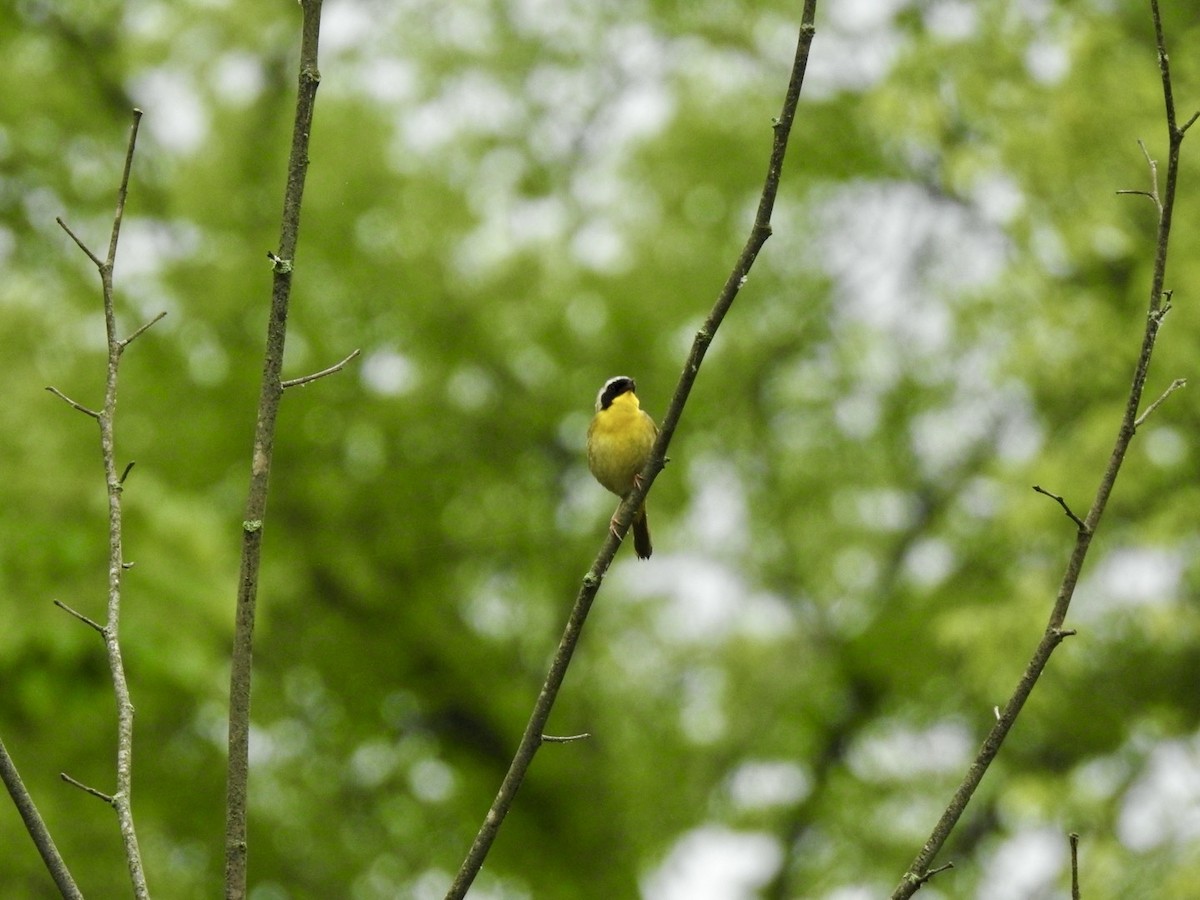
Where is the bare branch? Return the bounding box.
[281,348,361,389]
[541,733,592,744]
[45,386,100,419]
[60,773,114,805]
[55,216,103,269]
[1032,485,1087,531]
[0,738,83,899]
[1134,377,1186,428]
[105,109,142,269]
[47,107,154,900]
[891,7,1189,895]
[53,600,105,634]
[1116,141,1162,212]
[225,4,325,897]
[444,4,820,898]
[913,862,954,888]
[118,311,167,350]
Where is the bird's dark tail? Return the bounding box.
[633,506,652,560]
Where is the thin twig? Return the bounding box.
[1117,141,1164,214]
[1134,377,1186,428]
[105,109,143,270]
[118,311,167,350]
[1114,189,1155,202]
[224,4,324,898]
[541,733,592,744]
[891,4,1188,895]
[281,348,361,389]
[0,738,83,899]
[60,772,114,805]
[443,5,819,898]
[55,217,102,269]
[45,386,100,419]
[1031,485,1087,531]
[53,599,106,634]
[913,862,954,887]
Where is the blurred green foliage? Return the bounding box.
[3,1,1200,898]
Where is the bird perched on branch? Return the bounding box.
[586,375,658,559]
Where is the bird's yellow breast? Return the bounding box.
[587,392,657,497]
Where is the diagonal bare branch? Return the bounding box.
[281,348,361,389]
[0,739,83,899]
[54,599,105,633]
[892,3,1191,894]
[60,772,114,805]
[55,216,103,269]
[118,311,168,351]
[444,4,820,897]
[1032,485,1087,531]
[1135,376,1186,428]
[45,386,100,419]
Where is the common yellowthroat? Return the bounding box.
[586,375,658,559]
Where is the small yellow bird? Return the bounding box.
[586,375,658,559]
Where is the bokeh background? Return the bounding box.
[3,1,1200,898]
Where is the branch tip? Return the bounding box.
[916,862,955,886]
[1031,485,1087,531]
[55,216,103,268]
[53,600,105,633]
[60,772,114,805]
[46,386,101,419]
[1134,377,1186,429]
[281,348,362,389]
[119,311,167,349]
[541,733,592,744]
